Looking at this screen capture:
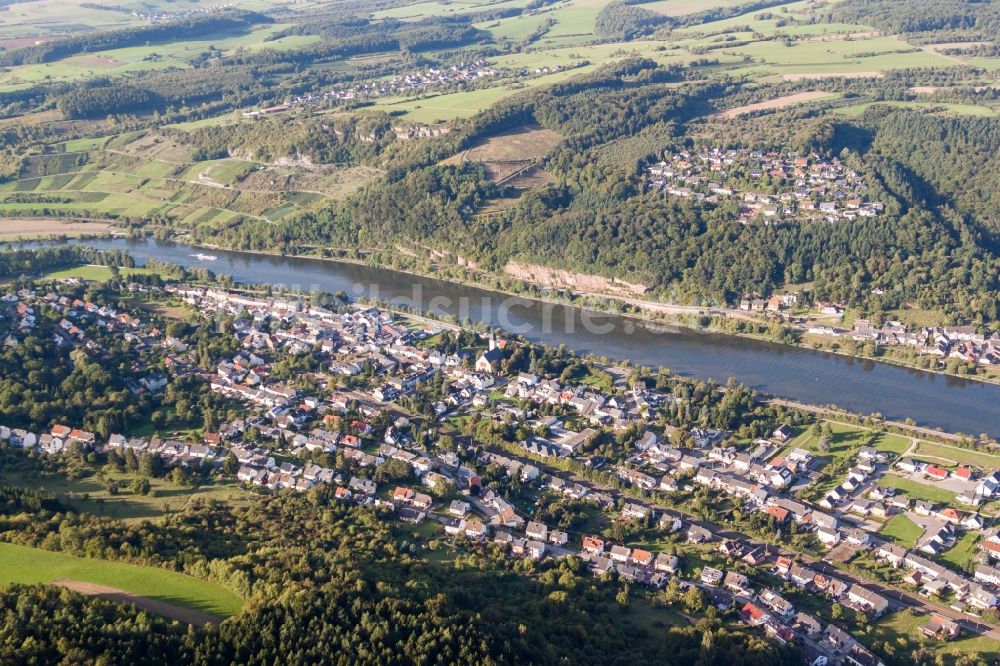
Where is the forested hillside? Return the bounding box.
[171,56,1000,325]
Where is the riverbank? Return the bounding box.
[13,232,1000,436]
[14,226,999,388]
[178,234,1000,390]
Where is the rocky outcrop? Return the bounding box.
[503,261,648,297]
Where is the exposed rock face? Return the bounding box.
[503,261,649,297]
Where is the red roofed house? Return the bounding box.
[767,505,790,523]
[51,424,72,439]
[582,535,605,555]
[741,602,769,626]
[631,549,654,567]
[926,465,949,481]
[937,507,962,524]
[954,466,975,481]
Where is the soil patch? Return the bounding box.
[52,579,222,626]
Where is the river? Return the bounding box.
[24,237,1000,436]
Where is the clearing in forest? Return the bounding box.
[717,91,837,118]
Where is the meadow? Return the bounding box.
[877,514,922,548]
[877,475,957,504]
[911,442,1000,470]
[0,542,244,618]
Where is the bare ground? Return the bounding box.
[717,91,833,118]
[52,579,222,626]
[0,219,111,238]
[440,123,561,165]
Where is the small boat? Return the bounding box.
[191,253,218,261]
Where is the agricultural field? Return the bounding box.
[0,131,378,225]
[0,542,243,619]
[0,218,112,239]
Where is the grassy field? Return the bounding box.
[873,433,911,455]
[878,514,922,548]
[0,542,243,618]
[941,531,981,572]
[40,264,163,282]
[878,475,957,504]
[913,442,1000,470]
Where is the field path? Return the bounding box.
[52,579,222,626]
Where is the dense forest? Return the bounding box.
[828,0,1000,38]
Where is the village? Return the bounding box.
[647,148,885,224]
[735,291,1000,368]
[2,280,1000,665]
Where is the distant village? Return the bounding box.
[647,148,885,224]
[735,291,1000,367]
[3,281,1000,666]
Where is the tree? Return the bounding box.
[223,453,239,476]
[683,586,705,614]
[130,477,151,495]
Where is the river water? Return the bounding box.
[25,237,1000,436]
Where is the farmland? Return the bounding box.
[0,218,111,239]
[0,542,244,619]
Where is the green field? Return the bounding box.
[873,433,911,455]
[941,531,981,572]
[878,514,922,548]
[878,475,957,504]
[0,542,243,618]
[39,265,165,281]
[913,442,1000,470]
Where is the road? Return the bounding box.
[483,444,1000,640]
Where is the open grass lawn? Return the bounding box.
[878,475,957,504]
[0,466,253,522]
[940,531,981,572]
[914,442,1000,470]
[873,433,911,455]
[40,264,162,282]
[878,514,922,549]
[0,542,243,618]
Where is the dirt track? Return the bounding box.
[52,579,222,626]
